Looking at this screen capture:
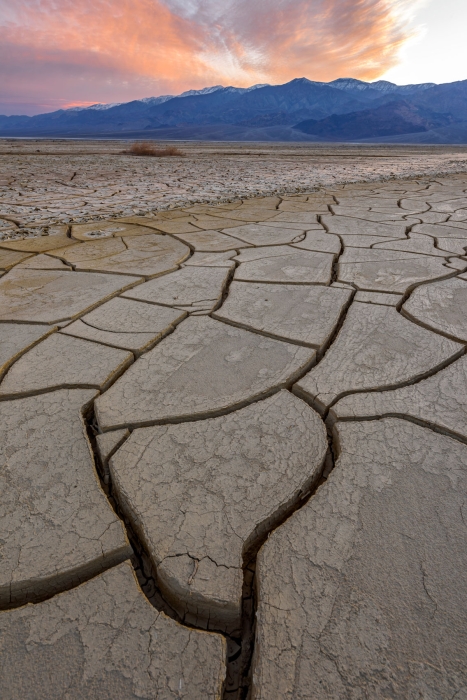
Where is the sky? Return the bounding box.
[0,0,465,116]
[381,0,467,85]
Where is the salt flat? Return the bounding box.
[1,140,467,239]
[1,147,467,699]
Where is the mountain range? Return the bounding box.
[2,77,467,143]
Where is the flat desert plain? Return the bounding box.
[1,139,467,238]
[1,140,467,699]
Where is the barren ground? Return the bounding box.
[1,143,467,698]
[1,139,467,238]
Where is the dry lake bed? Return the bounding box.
[1,140,467,698]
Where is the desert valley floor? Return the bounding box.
[1,141,467,698]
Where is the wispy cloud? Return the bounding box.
[0,0,416,115]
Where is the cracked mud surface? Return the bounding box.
[1,140,467,240]
[253,419,467,699]
[1,163,467,698]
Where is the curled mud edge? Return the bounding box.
[74,188,465,696]
[226,436,336,699]
[83,224,349,696]
[85,397,338,699]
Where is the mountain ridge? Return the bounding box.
[295,99,456,140]
[1,77,467,143]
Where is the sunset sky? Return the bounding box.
[0,0,465,116]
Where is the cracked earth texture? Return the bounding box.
[1,148,467,699]
[1,140,467,240]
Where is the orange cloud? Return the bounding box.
[0,0,414,115]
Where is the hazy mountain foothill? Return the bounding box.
[2,77,467,143]
[294,100,456,140]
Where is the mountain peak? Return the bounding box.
[66,102,123,112]
[177,85,224,98]
[1,76,465,143]
[371,80,437,93]
[64,84,272,113]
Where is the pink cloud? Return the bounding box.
[0,0,413,115]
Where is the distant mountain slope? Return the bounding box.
[356,121,467,144]
[79,123,324,142]
[409,80,467,121]
[1,77,467,142]
[294,100,456,140]
[66,84,269,112]
[0,79,368,136]
[328,78,437,101]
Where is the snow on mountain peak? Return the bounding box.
[65,83,270,112]
[66,102,123,112]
